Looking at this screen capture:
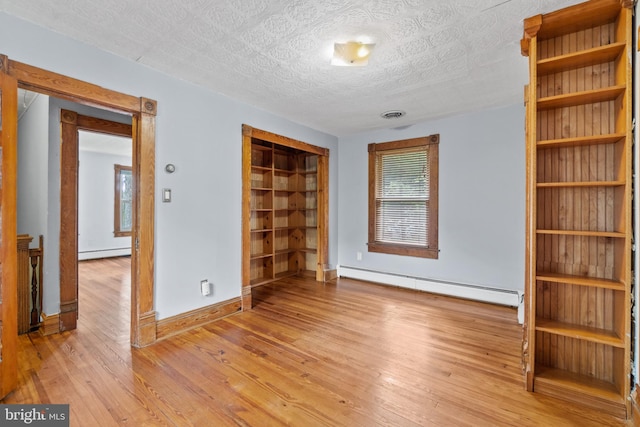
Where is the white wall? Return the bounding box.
[338,104,525,305]
[17,93,49,241]
[0,12,339,320]
[78,148,132,260]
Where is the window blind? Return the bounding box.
[374,146,429,247]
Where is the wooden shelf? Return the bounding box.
[273,207,317,212]
[536,229,625,238]
[249,252,272,260]
[274,168,295,174]
[537,42,625,75]
[274,226,299,231]
[537,133,625,148]
[252,145,272,152]
[535,318,624,347]
[537,181,625,188]
[534,366,625,418]
[250,228,273,233]
[250,278,272,288]
[275,248,296,255]
[245,134,321,291]
[536,86,625,111]
[274,271,298,280]
[535,272,625,291]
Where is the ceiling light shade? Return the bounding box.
[331,41,375,66]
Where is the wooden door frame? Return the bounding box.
[0,54,157,347]
[0,55,19,397]
[59,111,133,331]
[241,124,330,309]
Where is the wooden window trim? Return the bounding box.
[114,164,132,237]
[368,135,439,259]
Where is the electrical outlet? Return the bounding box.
[200,279,211,296]
[356,251,362,261]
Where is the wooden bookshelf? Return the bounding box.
[521,0,632,419]
[241,125,329,309]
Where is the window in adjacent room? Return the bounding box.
[368,134,439,258]
[114,164,133,237]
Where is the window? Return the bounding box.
[368,135,439,258]
[114,164,133,237]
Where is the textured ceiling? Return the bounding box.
[3,0,583,136]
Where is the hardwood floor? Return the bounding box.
[2,257,634,426]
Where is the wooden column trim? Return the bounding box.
[59,109,79,332]
[0,64,19,398]
[316,154,329,281]
[131,97,156,347]
[523,35,538,393]
[241,129,252,310]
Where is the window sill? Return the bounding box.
[368,242,438,259]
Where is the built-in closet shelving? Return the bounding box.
[249,142,318,285]
[521,0,632,418]
[242,125,329,310]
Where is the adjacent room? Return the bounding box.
[0,0,638,425]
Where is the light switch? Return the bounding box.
[162,188,171,202]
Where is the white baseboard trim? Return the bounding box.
[338,265,523,323]
[78,248,131,260]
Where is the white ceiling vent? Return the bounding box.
[380,110,406,119]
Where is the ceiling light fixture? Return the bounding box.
[331,41,375,66]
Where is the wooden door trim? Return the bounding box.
[316,155,329,279]
[9,60,140,113]
[59,111,134,332]
[59,110,79,331]
[3,55,157,347]
[0,55,19,397]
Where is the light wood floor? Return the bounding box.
[2,257,634,426]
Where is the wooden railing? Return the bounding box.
[17,234,43,334]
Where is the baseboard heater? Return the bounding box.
[338,265,521,308]
[78,247,131,261]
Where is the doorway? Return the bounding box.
[1,54,157,349]
[59,110,133,331]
